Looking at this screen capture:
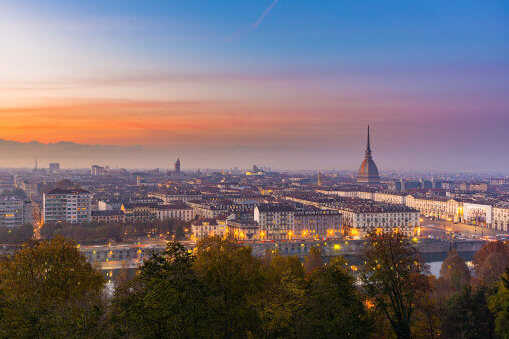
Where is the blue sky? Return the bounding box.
[0,0,507,170]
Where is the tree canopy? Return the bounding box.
[0,237,105,337]
[361,232,429,339]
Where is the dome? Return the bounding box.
[357,158,379,183]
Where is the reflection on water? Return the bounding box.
[423,251,475,277]
[429,260,474,277]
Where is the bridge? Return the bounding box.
[80,238,486,269]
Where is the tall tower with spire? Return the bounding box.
[356,125,380,184]
[317,172,323,186]
[174,158,181,173]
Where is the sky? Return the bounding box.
[0,0,508,171]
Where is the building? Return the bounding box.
[318,188,375,200]
[357,125,380,184]
[0,198,32,227]
[191,218,227,239]
[148,192,203,203]
[328,199,419,237]
[91,165,107,176]
[226,220,260,240]
[98,199,123,211]
[462,201,493,225]
[294,208,342,239]
[405,195,461,222]
[174,158,181,173]
[121,202,158,221]
[186,200,229,219]
[285,194,419,238]
[317,172,323,186]
[49,163,60,173]
[388,178,444,192]
[493,203,509,231]
[20,180,38,197]
[254,203,296,240]
[91,210,125,223]
[157,203,195,221]
[374,192,406,205]
[0,173,14,191]
[43,188,92,224]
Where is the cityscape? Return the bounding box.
[0,0,508,338]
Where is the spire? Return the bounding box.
[365,125,372,157]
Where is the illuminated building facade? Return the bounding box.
[0,199,32,227]
[294,208,342,239]
[254,203,296,240]
[493,204,509,231]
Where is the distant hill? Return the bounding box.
[0,139,151,168]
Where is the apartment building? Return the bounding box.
[43,188,92,224]
[157,203,195,221]
[191,218,227,239]
[254,203,296,240]
[121,202,158,221]
[405,195,461,222]
[0,198,32,227]
[332,199,420,237]
[91,210,125,223]
[374,192,406,205]
[294,208,342,239]
[493,203,509,231]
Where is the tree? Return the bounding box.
[0,237,105,337]
[412,275,441,339]
[55,179,78,190]
[110,242,212,338]
[0,188,28,200]
[0,223,34,244]
[299,256,373,338]
[478,252,509,286]
[439,250,471,291]
[361,232,429,339]
[473,241,509,285]
[193,236,263,338]
[303,246,324,274]
[488,267,509,338]
[257,251,306,337]
[441,285,495,339]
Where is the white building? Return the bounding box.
[462,201,493,225]
[318,189,375,200]
[405,195,461,222]
[157,204,195,221]
[374,192,406,205]
[331,200,420,238]
[43,188,92,224]
[191,218,227,239]
[493,204,509,231]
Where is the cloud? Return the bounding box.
[252,0,280,29]
[223,0,281,43]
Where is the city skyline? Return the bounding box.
[0,1,508,171]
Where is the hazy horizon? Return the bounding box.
[0,137,507,174]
